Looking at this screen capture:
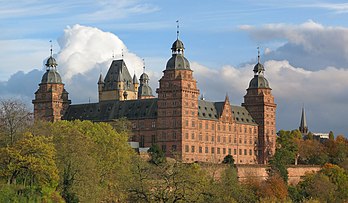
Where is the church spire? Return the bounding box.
[299,106,308,134]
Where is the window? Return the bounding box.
[239,149,242,155]
[217,148,220,154]
[223,148,226,154]
[185,145,189,152]
[217,136,220,142]
[191,146,195,153]
[199,134,202,141]
[249,149,252,155]
[211,135,215,142]
[191,133,195,140]
[173,132,177,140]
[211,147,215,154]
[151,135,156,144]
[244,149,247,155]
[185,133,189,140]
[185,120,188,126]
[172,145,177,151]
[205,134,209,141]
[152,121,156,128]
[205,147,209,153]
[223,136,226,143]
[162,145,166,152]
[199,147,202,153]
[212,124,215,130]
[228,148,231,155]
[234,149,237,155]
[199,122,202,129]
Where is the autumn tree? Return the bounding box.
[0,98,32,146]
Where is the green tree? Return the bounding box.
[0,132,59,201]
[329,131,334,140]
[30,120,135,202]
[270,130,300,182]
[222,154,235,166]
[148,144,166,165]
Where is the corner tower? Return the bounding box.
[32,48,71,122]
[242,48,276,164]
[156,33,200,157]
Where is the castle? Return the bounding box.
[32,35,277,164]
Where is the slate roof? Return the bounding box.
[64,98,256,125]
[198,100,257,125]
[63,98,158,121]
[103,59,135,91]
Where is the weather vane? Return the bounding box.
[49,40,53,56]
[176,20,179,39]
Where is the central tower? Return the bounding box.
[156,34,200,157]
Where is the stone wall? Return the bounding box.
[201,164,321,185]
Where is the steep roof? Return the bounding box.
[64,98,256,125]
[63,98,158,121]
[198,100,257,125]
[103,59,135,91]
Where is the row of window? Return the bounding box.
[185,120,257,134]
[184,145,254,156]
[184,132,257,145]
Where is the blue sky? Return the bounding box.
[1,0,348,135]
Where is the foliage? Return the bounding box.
[222,154,235,166]
[329,131,334,140]
[270,130,301,181]
[295,163,348,202]
[0,132,59,201]
[297,139,329,165]
[0,98,32,146]
[148,144,166,165]
[129,159,212,202]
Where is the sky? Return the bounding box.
[0,0,347,136]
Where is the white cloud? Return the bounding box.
[192,60,348,135]
[57,24,144,81]
[241,20,348,70]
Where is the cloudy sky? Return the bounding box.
[0,0,347,136]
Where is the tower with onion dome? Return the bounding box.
[242,48,277,164]
[32,47,70,122]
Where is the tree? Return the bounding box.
[0,132,59,201]
[222,154,235,166]
[270,130,300,182]
[148,144,166,165]
[128,159,212,202]
[0,98,32,146]
[329,131,334,140]
[30,120,135,202]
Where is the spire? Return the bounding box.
[225,93,230,102]
[299,106,308,134]
[98,73,104,84]
[143,59,145,73]
[133,72,138,84]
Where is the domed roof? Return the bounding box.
[138,84,153,96]
[253,62,265,74]
[41,69,62,84]
[166,54,190,70]
[45,56,58,67]
[248,75,270,89]
[171,39,184,51]
[140,72,149,81]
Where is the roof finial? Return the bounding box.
[49,40,53,57]
[112,50,115,58]
[257,46,260,63]
[121,49,124,59]
[176,20,180,39]
[142,58,145,73]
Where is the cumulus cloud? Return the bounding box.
[241,20,348,70]
[57,24,144,80]
[192,60,348,135]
